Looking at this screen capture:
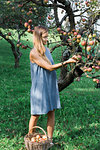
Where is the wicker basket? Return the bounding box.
[24,126,52,150]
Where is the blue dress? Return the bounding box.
[30,47,61,115]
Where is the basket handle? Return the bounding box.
[28,126,47,136]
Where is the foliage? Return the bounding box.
[0,0,49,29]
[0,0,50,67]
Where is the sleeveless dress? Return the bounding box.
[30,47,61,115]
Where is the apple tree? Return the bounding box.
[0,0,50,67]
[18,0,100,91]
[0,0,100,91]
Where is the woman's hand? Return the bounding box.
[72,55,78,61]
[67,58,77,64]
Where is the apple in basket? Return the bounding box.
[31,137,36,142]
[36,135,41,139]
[42,135,47,140]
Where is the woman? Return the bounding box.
[29,26,76,140]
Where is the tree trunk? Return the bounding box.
[58,71,75,92]
[0,30,21,68]
[58,66,84,92]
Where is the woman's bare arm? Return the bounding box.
[30,50,76,71]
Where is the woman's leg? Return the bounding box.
[47,110,55,139]
[29,115,39,133]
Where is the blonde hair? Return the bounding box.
[33,26,51,64]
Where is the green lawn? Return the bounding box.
[0,38,100,150]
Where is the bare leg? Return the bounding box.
[29,115,39,133]
[47,110,55,139]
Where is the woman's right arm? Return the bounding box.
[30,50,76,71]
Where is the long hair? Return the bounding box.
[33,26,51,64]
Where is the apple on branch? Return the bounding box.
[57,27,61,32]
[44,0,48,4]
[28,19,32,24]
[81,41,86,46]
[17,44,20,48]
[77,34,81,39]
[63,32,67,36]
[87,46,91,51]
[77,39,80,43]
[89,41,94,45]
[27,28,31,33]
[48,15,51,20]
[95,66,100,71]
[24,22,29,28]
[74,32,78,36]
[82,18,86,22]
[87,67,92,72]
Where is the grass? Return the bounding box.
[0,36,100,150]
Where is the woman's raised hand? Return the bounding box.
[67,57,77,64]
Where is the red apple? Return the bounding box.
[28,25,31,29]
[75,2,77,5]
[87,46,91,51]
[81,41,86,46]
[31,137,36,142]
[44,0,48,3]
[28,19,32,24]
[63,32,67,36]
[48,16,51,20]
[57,27,61,32]
[77,39,80,43]
[93,78,97,82]
[82,18,86,22]
[93,79,99,83]
[24,22,28,28]
[87,67,92,72]
[86,3,89,7]
[67,39,71,42]
[96,79,99,83]
[84,68,88,72]
[74,32,78,36]
[77,34,81,39]
[27,28,31,33]
[69,43,72,46]
[17,44,20,48]
[87,55,92,59]
[95,66,100,71]
[22,45,25,49]
[85,1,88,4]
[18,4,23,7]
[42,135,47,140]
[68,32,71,36]
[89,41,94,45]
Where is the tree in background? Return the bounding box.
[0,0,50,67]
[0,0,100,91]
